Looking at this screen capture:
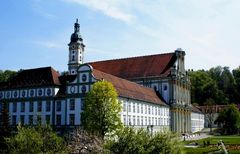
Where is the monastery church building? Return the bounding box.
[0,20,204,133]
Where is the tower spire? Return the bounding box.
[74,18,80,33]
[68,19,85,75]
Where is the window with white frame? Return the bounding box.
[21,102,25,112]
[133,103,135,113]
[29,101,34,112]
[56,101,61,112]
[37,101,42,112]
[13,102,17,112]
[56,115,61,125]
[128,115,131,125]
[29,115,33,125]
[123,102,126,112]
[46,101,51,112]
[133,116,135,125]
[128,103,131,112]
[70,99,75,110]
[137,104,139,113]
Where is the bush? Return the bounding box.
[5,125,67,154]
[105,127,184,154]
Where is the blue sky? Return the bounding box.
[1,0,240,72]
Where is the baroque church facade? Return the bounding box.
[0,20,204,133]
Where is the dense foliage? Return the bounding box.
[215,104,240,134]
[189,66,240,105]
[81,81,122,138]
[105,127,183,154]
[0,101,11,152]
[5,125,67,154]
[0,70,16,82]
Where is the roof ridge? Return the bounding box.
[92,69,157,93]
[89,52,174,63]
[19,66,53,72]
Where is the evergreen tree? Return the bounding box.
[0,101,11,151]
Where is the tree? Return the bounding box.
[81,81,122,138]
[0,70,16,82]
[204,98,215,133]
[189,70,218,105]
[215,104,240,134]
[105,127,183,154]
[67,128,104,153]
[0,101,11,151]
[233,67,240,101]
[5,125,67,154]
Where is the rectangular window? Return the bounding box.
[37,101,42,112]
[137,116,139,125]
[81,99,85,110]
[37,115,41,125]
[21,102,25,112]
[123,115,126,125]
[158,118,160,126]
[141,104,143,114]
[152,107,154,115]
[158,108,160,115]
[155,108,157,115]
[29,115,33,125]
[20,115,24,124]
[69,114,75,125]
[45,115,50,124]
[133,116,135,125]
[56,101,61,112]
[145,117,147,125]
[141,116,143,125]
[137,104,139,113]
[128,103,131,112]
[13,102,17,112]
[148,117,151,125]
[155,118,157,125]
[12,115,16,125]
[133,103,135,113]
[46,101,51,112]
[29,102,34,112]
[56,115,61,125]
[70,99,75,110]
[152,117,154,125]
[148,106,150,114]
[145,105,147,114]
[123,103,126,112]
[128,115,131,125]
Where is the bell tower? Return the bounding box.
[68,19,85,75]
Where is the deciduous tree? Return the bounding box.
[81,81,122,138]
[215,104,240,134]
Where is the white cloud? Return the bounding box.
[62,0,135,24]
[61,0,240,69]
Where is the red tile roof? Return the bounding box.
[92,68,167,106]
[89,52,176,79]
[0,67,61,89]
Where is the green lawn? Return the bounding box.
[184,135,240,154]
